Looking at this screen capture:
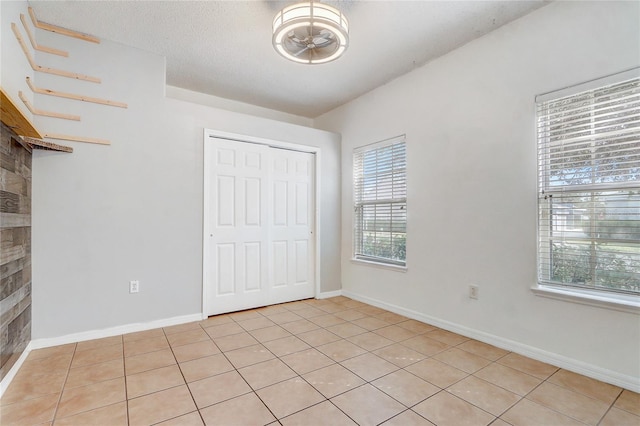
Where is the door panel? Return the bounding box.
[206,138,315,316]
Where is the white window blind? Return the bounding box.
[353,136,406,266]
[537,72,640,295]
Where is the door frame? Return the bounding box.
[202,128,322,318]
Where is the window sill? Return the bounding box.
[531,284,640,314]
[351,258,407,272]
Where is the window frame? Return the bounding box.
[352,135,407,269]
[535,68,640,310]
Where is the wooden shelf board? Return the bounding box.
[1,87,43,138]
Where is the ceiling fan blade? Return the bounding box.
[293,46,310,57]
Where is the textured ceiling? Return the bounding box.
[30,1,548,118]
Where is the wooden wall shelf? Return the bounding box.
[1,87,42,138]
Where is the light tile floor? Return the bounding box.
[1,296,639,425]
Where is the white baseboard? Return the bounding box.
[342,290,640,393]
[317,290,342,299]
[29,313,203,350]
[0,342,33,398]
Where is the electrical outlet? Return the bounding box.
[129,280,140,294]
[469,284,479,300]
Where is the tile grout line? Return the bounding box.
[48,342,78,425]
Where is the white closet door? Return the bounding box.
[269,148,316,304]
[206,138,315,316]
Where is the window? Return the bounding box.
[353,136,406,267]
[537,70,640,295]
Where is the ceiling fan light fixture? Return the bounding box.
[272,1,349,65]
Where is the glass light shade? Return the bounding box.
[272,1,349,64]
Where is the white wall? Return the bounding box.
[315,1,640,388]
[1,1,35,123]
[1,0,341,339]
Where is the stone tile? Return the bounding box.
[249,325,292,343]
[600,407,640,426]
[615,390,640,416]
[447,376,520,416]
[236,316,276,331]
[257,304,290,316]
[199,315,233,328]
[352,316,390,331]
[295,307,326,319]
[166,328,210,348]
[75,336,122,352]
[256,377,325,418]
[213,331,259,352]
[128,385,196,426]
[163,321,202,335]
[334,309,368,321]
[123,336,169,358]
[71,344,123,369]
[0,393,59,425]
[497,353,558,380]
[331,383,405,426]
[456,340,509,361]
[263,335,311,357]
[376,312,410,325]
[126,364,185,398]
[171,340,220,363]
[341,353,399,382]
[56,377,126,419]
[123,328,165,343]
[203,322,245,338]
[280,319,321,335]
[317,339,367,362]
[373,369,439,406]
[156,411,203,426]
[228,310,264,321]
[54,401,127,426]
[375,325,418,342]
[124,348,175,375]
[396,320,437,334]
[373,343,427,368]
[424,329,469,346]
[27,344,76,361]
[1,370,66,404]
[317,302,347,314]
[303,363,366,398]
[326,322,368,338]
[309,314,347,328]
[348,332,394,351]
[473,363,542,396]
[548,369,622,404]
[432,347,492,373]
[224,344,275,369]
[382,410,435,425]
[267,311,304,325]
[527,381,610,425]
[200,392,275,425]
[401,335,449,356]
[189,370,252,409]
[297,329,341,346]
[501,398,584,426]
[405,358,468,389]
[413,391,495,426]
[179,353,234,383]
[280,400,357,426]
[21,353,73,375]
[65,358,124,388]
[280,348,335,375]
[238,358,297,390]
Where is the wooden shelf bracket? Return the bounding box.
[26,77,128,109]
[12,23,100,83]
[18,91,81,121]
[20,14,68,57]
[28,7,100,44]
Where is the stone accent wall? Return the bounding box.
[0,122,32,381]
